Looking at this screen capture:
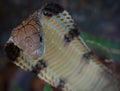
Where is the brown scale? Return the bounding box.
[15,55,29,71]
[56,15,61,18]
[20,56,31,68]
[19,62,25,69]
[60,18,64,21]
[63,13,67,16]
[62,12,71,21]
[63,21,68,24]
[66,16,71,19]
[11,12,44,59]
[66,25,71,27]
[64,22,73,30]
[69,19,73,23]
[24,59,32,67]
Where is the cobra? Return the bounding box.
[4,3,119,91]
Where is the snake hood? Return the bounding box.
[4,3,119,91]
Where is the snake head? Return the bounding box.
[4,11,44,61]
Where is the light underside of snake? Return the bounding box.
[5,3,119,91]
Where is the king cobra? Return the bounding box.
[4,3,119,91]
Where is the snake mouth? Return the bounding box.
[4,42,21,61]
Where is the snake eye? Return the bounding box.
[4,12,44,60]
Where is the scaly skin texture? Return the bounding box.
[4,3,119,91]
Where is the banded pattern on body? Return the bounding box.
[4,3,119,91]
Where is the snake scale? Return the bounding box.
[4,3,119,91]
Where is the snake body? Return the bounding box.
[5,3,119,91]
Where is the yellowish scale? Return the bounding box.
[35,15,116,91]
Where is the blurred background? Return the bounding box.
[0,0,120,91]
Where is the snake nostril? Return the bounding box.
[4,42,20,61]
